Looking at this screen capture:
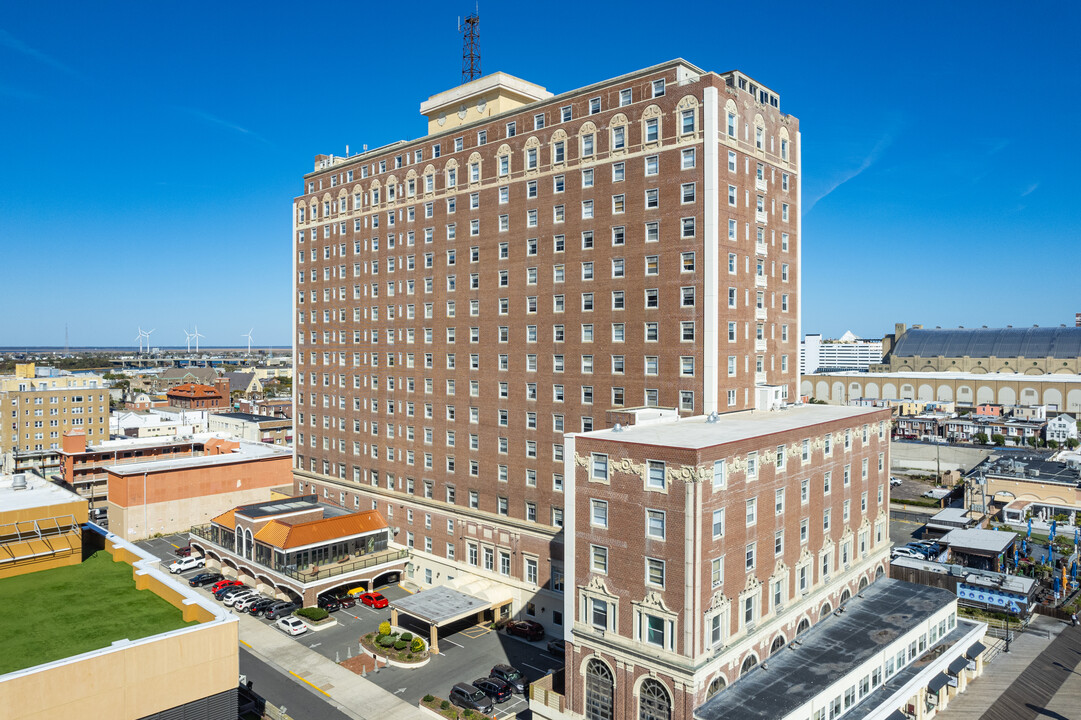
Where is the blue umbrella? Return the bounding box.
[1075,527,1079,549]
[1051,519,1057,539]
[1072,561,1077,580]
[1022,539,1027,556]
[1027,518,1032,538]
[1054,576,1061,593]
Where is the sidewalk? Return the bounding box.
[235,609,426,720]
[937,615,1080,719]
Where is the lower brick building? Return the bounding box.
[545,404,895,720]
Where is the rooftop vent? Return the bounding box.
[612,423,623,432]
[12,474,28,490]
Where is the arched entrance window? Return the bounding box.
[839,589,851,605]
[820,603,832,619]
[706,676,726,699]
[245,528,254,560]
[874,565,885,579]
[770,635,786,655]
[639,678,671,720]
[796,618,810,635]
[740,654,759,676]
[858,576,869,591]
[585,659,613,720]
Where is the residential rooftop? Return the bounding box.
[696,579,961,720]
[575,405,886,450]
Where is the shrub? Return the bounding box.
[464,711,474,718]
[407,653,413,659]
[296,607,329,622]
[440,700,451,710]
[393,640,407,650]
[411,637,425,653]
[378,621,391,636]
[423,694,435,703]
[400,632,413,641]
[378,635,397,648]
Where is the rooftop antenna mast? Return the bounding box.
[460,7,480,83]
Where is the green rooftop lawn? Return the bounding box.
[0,550,198,674]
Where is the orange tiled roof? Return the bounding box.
[166,383,221,398]
[253,511,387,550]
[211,508,236,530]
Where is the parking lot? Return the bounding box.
[138,536,564,718]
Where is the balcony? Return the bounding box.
[755,371,767,385]
[755,306,768,321]
[755,274,767,288]
[755,177,767,192]
[755,210,768,225]
[756,241,767,256]
[755,339,767,353]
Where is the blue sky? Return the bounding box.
[1,1,1078,347]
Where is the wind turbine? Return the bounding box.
[135,326,145,354]
[144,328,155,354]
[242,328,254,355]
[192,325,204,353]
[184,330,194,353]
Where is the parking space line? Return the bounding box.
[396,583,413,594]
[443,639,463,649]
[522,663,549,674]
[289,671,331,697]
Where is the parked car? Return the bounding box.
[358,592,389,609]
[346,586,368,597]
[317,595,341,613]
[889,477,903,487]
[215,585,249,601]
[188,572,222,587]
[224,590,257,607]
[265,602,299,620]
[505,619,545,641]
[472,677,513,703]
[210,579,243,593]
[276,616,307,636]
[329,593,356,608]
[891,547,924,560]
[489,664,527,694]
[168,556,204,574]
[546,638,566,656]
[235,594,267,612]
[248,598,278,616]
[449,683,494,714]
[175,545,192,557]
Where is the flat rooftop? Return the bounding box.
[391,585,490,626]
[233,494,349,520]
[0,473,84,513]
[0,550,197,674]
[942,528,1017,554]
[809,369,1081,383]
[211,412,283,423]
[969,455,1080,486]
[576,405,885,450]
[696,579,957,720]
[105,438,290,475]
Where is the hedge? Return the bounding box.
[295,607,329,622]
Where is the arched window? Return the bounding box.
[245,528,254,560]
[740,654,759,676]
[820,602,832,619]
[874,565,885,580]
[796,618,810,635]
[235,527,243,556]
[639,678,671,720]
[840,589,851,605]
[585,659,614,720]
[770,635,786,655]
[858,576,869,591]
[706,676,726,699]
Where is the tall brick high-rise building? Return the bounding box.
[292,58,799,629]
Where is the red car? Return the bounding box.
[505,620,545,641]
[210,579,243,593]
[175,545,192,557]
[359,592,389,609]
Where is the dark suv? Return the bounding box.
[317,595,341,612]
[265,602,299,620]
[490,664,527,694]
[449,683,494,714]
[472,677,512,703]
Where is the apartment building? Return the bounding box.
[291,60,800,620]
[0,364,109,476]
[558,405,893,718]
[800,332,883,374]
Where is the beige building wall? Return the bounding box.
[110,486,278,540]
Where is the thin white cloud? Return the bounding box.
[0,28,80,78]
[805,132,895,214]
[1020,182,1039,197]
[179,107,270,144]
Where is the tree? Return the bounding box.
[1067,438,1080,450]
[1048,440,1059,450]
[992,434,1006,446]
[975,432,989,445]
[1026,436,1038,449]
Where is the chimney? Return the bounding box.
[62,429,87,454]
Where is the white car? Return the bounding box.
[891,547,924,560]
[235,594,268,612]
[889,477,903,487]
[168,555,205,574]
[276,616,307,636]
[224,590,257,607]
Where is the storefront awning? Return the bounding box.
[965,641,986,660]
[928,673,950,694]
[947,657,970,676]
